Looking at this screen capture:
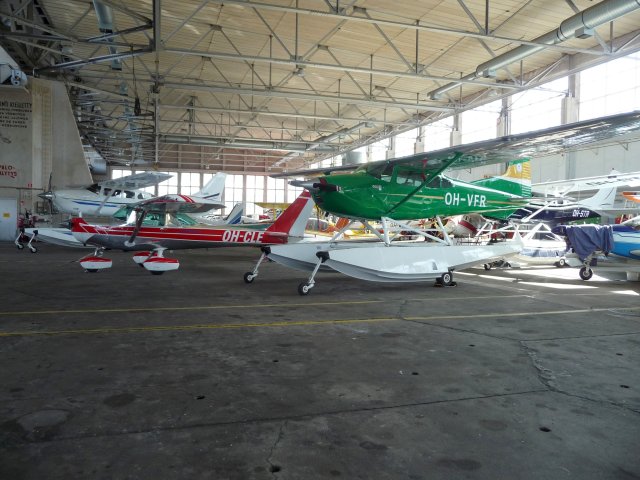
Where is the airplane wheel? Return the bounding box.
[150,271,164,276]
[555,258,566,268]
[298,283,311,296]
[579,266,593,281]
[243,272,255,284]
[440,271,453,286]
[483,263,491,270]
[504,262,511,268]
[29,246,37,253]
[16,244,24,250]
[86,269,98,273]
[138,263,145,268]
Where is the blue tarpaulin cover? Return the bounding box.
[555,225,614,261]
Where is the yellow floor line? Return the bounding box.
[0,294,532,317]
[1,305,638,338]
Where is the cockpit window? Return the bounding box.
[364,162,394,180]
[87,184,100,193]
[424,176,454,188]
[395,168,425,187]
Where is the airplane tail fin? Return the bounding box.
[193,173,227,200]
[580,186,617,211]
[224,203,244,225]
[69,216,88,232]
[266,191,314,238]
[473,159,531,198]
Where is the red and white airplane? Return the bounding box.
[70,191,315,274]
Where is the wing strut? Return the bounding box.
[124,208,147,247]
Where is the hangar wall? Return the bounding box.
[0,78,91,221]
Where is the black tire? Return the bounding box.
[138,263,145,268]
[16,244,23,250]
[484,263,491,271]
[579,266,593,281]
[29,247,37,253]
[555,258,566,268]
[298,282,311,295]
[243,272,255,284]
[504,262,511,268]
[150,271,164,276]
[86,269,98,273]
[440,271,453,286]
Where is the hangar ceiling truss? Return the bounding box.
[1,0,640,172]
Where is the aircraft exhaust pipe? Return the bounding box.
[289,180,340,192]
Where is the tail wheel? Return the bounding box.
[579,266,593,281]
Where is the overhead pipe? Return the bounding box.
[428,0,640,100]
[92,0,122,71]
[159,134,338,153]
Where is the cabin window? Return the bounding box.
[365,163,394,180]
[395,169,425,187]
[87,184,100,193]
[125,190,135,198]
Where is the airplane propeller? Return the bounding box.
[38,172,57,215]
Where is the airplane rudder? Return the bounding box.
[266,191,313,234]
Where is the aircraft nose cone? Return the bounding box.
[39,191,54,201]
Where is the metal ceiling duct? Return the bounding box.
[92,0,122,71]
[428,0,640,100]
[159,135,337,153]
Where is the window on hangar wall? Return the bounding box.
[180,172,201,195]
[580,52,640,120]
[224,174,243,213]
[510,77,567,134]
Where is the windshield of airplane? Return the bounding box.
[361,162,395,179]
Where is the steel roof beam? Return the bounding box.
[162,81,453,112]
[165,47,521,90]
[207,0,610,57]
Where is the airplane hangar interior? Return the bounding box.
[1,0,640,478]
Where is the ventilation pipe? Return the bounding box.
[92,0,122,70]
[159,135,337,153]
[428,0,640,100]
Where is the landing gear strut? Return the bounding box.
[298,252,329,295]
[244,247,270,284]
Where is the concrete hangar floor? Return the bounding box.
[0,243,638,480]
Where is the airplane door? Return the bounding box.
[0,198,18,241]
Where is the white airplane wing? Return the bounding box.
[99,172,173,190]
[532,170,640,196]
[134,194,225,214]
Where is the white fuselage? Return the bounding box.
[52,188,155,216]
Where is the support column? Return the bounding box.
[450,114,461,146]
[385,137,396,159]
[414,125,425,154]
[563,69,580,179]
